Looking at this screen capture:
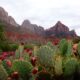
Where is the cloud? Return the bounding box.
[0,0,80,35]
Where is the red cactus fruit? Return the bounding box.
[28,50,32,56]
[11,71,19,79]
[7,77,12,80]
[2,52,8,57]
[30,56,37,66]
[6,60,12,67]
[32,67,38,74]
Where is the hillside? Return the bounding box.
[0,7,78,43]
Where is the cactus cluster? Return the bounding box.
[0,63,8,80]
[54,55,63,76]
[63,57,77,77]
[12,60,33,80]
[66,41,73,57]
[59,39,68,56]
[36,39,79,79]
[37,45,54,67]
[1,38,80,80]
[15,44,24,59]
[2,60,12,75]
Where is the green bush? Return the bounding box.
[24,44,33,49]
[9,44,19,51]
[0,42,11,51]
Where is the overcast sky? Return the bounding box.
[0,0,80,35]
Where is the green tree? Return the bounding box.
[0,23,6,41]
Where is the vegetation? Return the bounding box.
[0,28,80,80]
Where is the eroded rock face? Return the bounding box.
[49,21,69,32]
[0,7,8,22]
[8,16,18,27]
[45,21,77,38]
[0,7,18,26]
[69,30,77,37]
[21,20,45,36]
[22,20,35,32]
[0,6,78,42]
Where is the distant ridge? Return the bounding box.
[0,7,78,42]
[45,21,77,38]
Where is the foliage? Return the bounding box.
[59,39,68,56]
[37,45,54,67]
[63,57,77,77]
[12,60,33,80]
[0,63,8,80]
[24,44,33,49]
[0,23,6,41]
[37,71,52,80]
[9,44,19,51]
[54,55,63,76]
[2,60,12,75]
[15,45,24,59]
[66,41,73,57]
[0,42,11,51]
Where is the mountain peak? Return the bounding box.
[0,6,18,26]
[56,21,62,24]
[55,21,67,28]
[49,21,69,33]
[45,21,77,38]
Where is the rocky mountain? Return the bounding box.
[45,21,77,38]
[0,7,18,26]
[21,20,45,36]
[0,7,78,42]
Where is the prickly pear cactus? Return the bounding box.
[15,45,24,59]
[12,60,33,80]
[46,42,54,48]
[37,45,54,67]
[23,52,30,61]
[54,55,63,76]
[0,64,8,80]
[2,60,12,75]
[15,49,20,59]
[63,57,77,77]
[18,45,24,57]
[46,42,58,51]
[59,39,68,55]
[66,41,73,57]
